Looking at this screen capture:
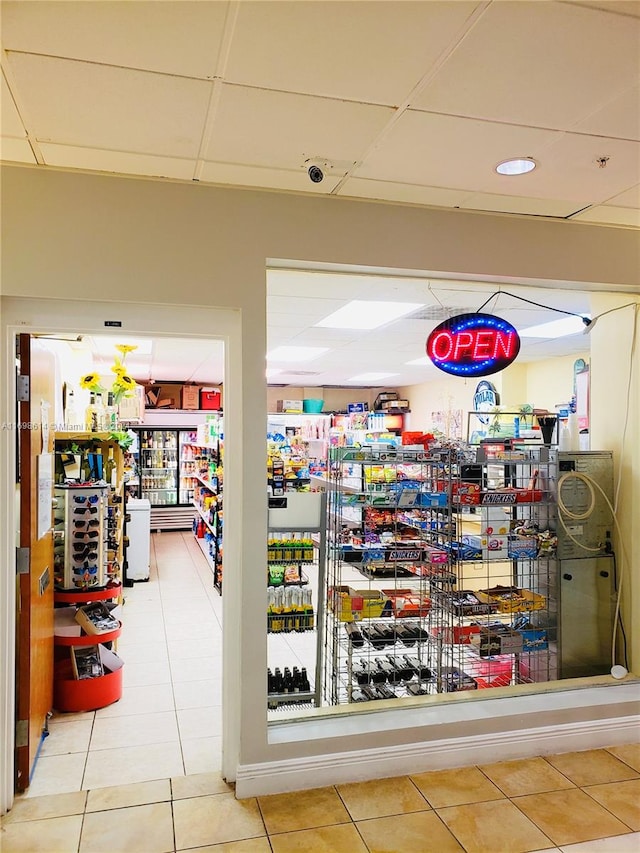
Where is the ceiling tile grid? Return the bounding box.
[1,0,638,224]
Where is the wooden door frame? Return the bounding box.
[0,298,241,815]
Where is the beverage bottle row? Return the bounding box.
[267,585,314,632]
[141,473,175,490]
[84,392,118,433]
[267,666,310,695]
[142,431,177,449]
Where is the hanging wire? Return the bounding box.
[474,290,591,326]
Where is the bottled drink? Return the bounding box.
[105,447,117,488]
[374,657,398,683]
[105,392,118,432]
[387,654,417,681]
[402,655,432,680]
[344,622,364,648]
[95,393,106,431]
[85,393,99,432]
[64,388,80,431]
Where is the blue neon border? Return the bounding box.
[426,312,521,378]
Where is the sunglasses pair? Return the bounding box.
[73,565,98,577]
[72,550,98,562]
[74,531,99,540]
[73,494,100,504]
[73,506,98,516]
[73,519,100,529]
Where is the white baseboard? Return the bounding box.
[235,714,639,798]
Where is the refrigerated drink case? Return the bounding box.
[132,427,200,531]
[137,429,179,506]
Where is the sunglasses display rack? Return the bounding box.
[54,484,109,590]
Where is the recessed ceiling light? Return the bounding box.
[316,300,423,330]
[496,157,537,176]
[267,345,329,362]
[348,372,398,382]
[520,316,589,338]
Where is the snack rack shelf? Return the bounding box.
[322,444,558,706]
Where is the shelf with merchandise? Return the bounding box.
[322,441,558,705]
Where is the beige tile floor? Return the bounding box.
[2,532,640,852]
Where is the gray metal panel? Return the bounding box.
[558,556,615,678]
[556,451,614,559]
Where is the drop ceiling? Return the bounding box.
[3,1,639,389]
[79,270,604,389]
[1,0,638,227]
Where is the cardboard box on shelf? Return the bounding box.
[75,602,120,635]
[54,607,83,637]
[181,385,200,410]
[327,586,391,621]
[475,585,546,613]
[471,627,524,656]
[276,399,303,413]
[145,384,181,409]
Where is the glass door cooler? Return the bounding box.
[132,428,198,530]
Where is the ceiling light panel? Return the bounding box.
[315,300,424,330]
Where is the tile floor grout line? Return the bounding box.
[579,783,637,834]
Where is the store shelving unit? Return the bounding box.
[190,420,223,593]
[52,432,127,711]
[322,444,558,705]
[267,412,331,493]
[53,433,126,592]
[267,492,327,713]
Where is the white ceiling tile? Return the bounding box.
[411,1,640,130]
[338,177,471,207]
[267,295,346,318]
[573,2,640,19]
[1,0,230,78]
[0,135,36,163]
[204,85,393,169]
[1,71,26,137]
[269,270,376,300]
[6,53,211,158]
[459,193,578,218]
[536,133,640,205]
[573,83,640,141]
[603,184,640,208]
[199,161,342,193]
[355,110,562,192]
[38,144,196,181]
[225,1,480,106]
[572,205,640,227]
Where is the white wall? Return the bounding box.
[398,376,476,436]
[524,353,590,412]
[266,386,388,413]
[2,165,639,806]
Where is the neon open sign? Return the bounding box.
[426,313,520,377]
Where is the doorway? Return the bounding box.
[1,297,242,813]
